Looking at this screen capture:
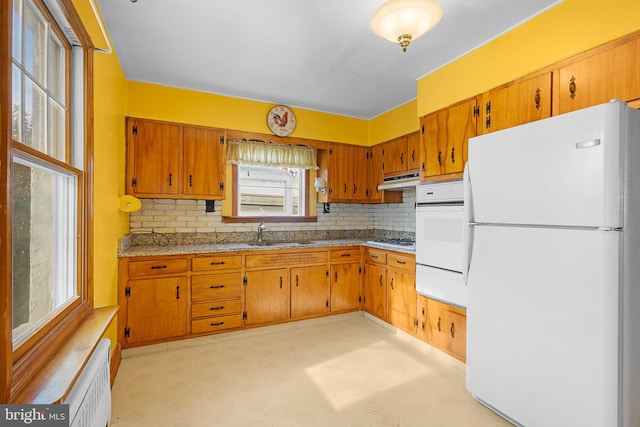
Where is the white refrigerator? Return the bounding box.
[464,100,640,427]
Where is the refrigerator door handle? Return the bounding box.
[463,164,474,285]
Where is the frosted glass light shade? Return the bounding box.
[370,0,442,51]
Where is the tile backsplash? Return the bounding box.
[128,189,416,237]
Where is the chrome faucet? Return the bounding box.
[257,221,266,243]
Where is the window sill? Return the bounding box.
[223,216,317,223]
[11,306,118,404]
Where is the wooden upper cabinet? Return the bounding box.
[382,132,420,177]
[127,118,181,196]
[406,132,421,171]
[367,144,383,203]
[328,143,368,202]
[421,97,478,179]
[558,38,640,114]
[481,72,552,134]
[182,126,226,197]
[126,117,226,200]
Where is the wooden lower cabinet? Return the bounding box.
[387,270,417,335]
[291,265,330,318]
[363,263,386,320]
[417,295,467,362]
[125,276,187,345]
[244,268,290,325]
[330,247,362,312]
[190,271,243,334]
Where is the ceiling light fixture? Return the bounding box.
[370,0,443,52]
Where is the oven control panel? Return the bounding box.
[416,181,464,204]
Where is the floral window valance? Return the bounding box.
[226,139,318,170]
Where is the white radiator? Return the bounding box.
[64,338,112,427]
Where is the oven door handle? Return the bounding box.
[463,164,474,285]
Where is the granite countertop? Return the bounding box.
[118,239,415,258]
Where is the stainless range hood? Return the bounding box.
[377,172,420,190]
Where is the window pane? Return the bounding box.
[12,0,22,61]
[49,100,65,161]
[12,64,22,142]
[238,166,303,216]
[24,0,47,84]
[48,32,65,102]
[12,155,78,346]
[24,76,47,153]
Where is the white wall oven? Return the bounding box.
[416,181,467,308]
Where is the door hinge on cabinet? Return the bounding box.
[125,286,131,297]
[219,135,225,144]
[219,182,224,191]
[485,101,491,114]
[358,295,362,303]
[326,300,329,308]
[473,105,480,117]
[243,277,248,286]
[124,327,130,338]
[485,116,491,129]
[358,267,362,274]
[132,126,137,135]
[242,312,247,320]
[414,318,419,328]
[421,124,424,134]
[131,178,137,187]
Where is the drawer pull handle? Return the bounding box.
[450,322,455,338]
[396,260,406,265]
[341,253,351,257]
[379,275,383,286]
[150,265,168,270]
[371,255,378,259]
[210,261,226,266]
[209,285,225,289]
[210,306,225,311]
[176,286,180,300]
[210,321,225,326]
[390,277,394,290]
[437,317,441,332]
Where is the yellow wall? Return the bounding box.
[72,0,129,348]
[417,0,640,116]
[368,99,420,145]
[127,81,369,146]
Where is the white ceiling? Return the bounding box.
[96,0,560,119]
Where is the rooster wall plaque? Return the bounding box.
[267,105,296,137]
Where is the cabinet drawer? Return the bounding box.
[128,258,188,277]
[192,299,242,318]
[191,273,243,301]
[192,254,242,272]
[364,248,387,265]
[330,247,361,262]
[191,314,243,334]
[387,253,415,273]
[246,250,328,268]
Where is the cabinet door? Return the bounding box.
[482,73,551,133]
[127,119,181,196]
[291,265,330,318]
[330,263,361,312]
[416,295,428,342]
[421,98,476,178]
[387,270,417,335]
[126,276,187,344]
[382,136,407,177]
[182,126,226,198]
[406,131,421,172]
[444,310,466,362]
[244,268,289,325]
[353,145,369,202]
[364,263,386,320]
[367,145,383,202]
[559,39,640,114]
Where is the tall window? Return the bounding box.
[10,0,87,353]
[237,165,305,216]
